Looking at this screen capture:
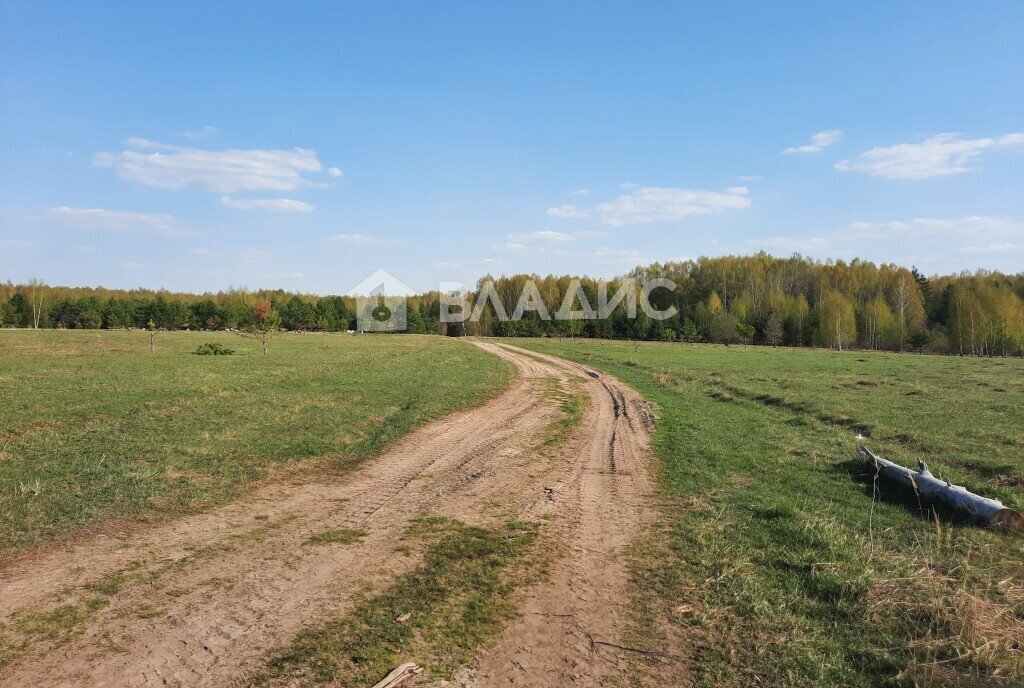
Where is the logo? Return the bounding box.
[349,269,412,332]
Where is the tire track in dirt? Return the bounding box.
[0,342,660,688]
[454,343,659,688]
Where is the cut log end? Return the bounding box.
[990,508,1024,533]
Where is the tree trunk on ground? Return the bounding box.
[371,663,421,688]
[860,446,1023,531]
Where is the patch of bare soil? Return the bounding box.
[0,342,663,687]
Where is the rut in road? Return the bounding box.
[0,342,659,687]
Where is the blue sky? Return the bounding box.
[1,1,1022,294]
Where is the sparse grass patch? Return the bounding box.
[304,527,367,546]
[253,517,538,687]
[536,377,588,455]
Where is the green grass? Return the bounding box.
[510,339,1024,687]
[254,517,538,687]
[0,330,510,555]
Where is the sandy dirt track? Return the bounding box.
[0,342,658,687]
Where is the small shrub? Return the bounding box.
[194,342,235,356]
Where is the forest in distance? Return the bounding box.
[2,253,1022,356]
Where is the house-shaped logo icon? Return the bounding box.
[348,269,413,332]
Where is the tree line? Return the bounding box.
[2,253,1022,355]
[449,256,1022,355]
[0,283,445,335]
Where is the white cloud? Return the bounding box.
[508,230,577,242]
[594,186,751,226]
[570,188,590,196]
[123,137,177,151]
[546,204,590,219]
[188,248,215,257]
[480,258,502,265]
[94,139,331,192]
[782,129,842,154]
[220,196,314,213]
[491,241,527,251]
[327,166,343,178]
[738,175,763,182]
[328,233,402,245]
[121,261,145,269]
[46,206,195,237]
[836,133,1024,180]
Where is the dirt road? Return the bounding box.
[0,342,658,687]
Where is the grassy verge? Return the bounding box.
[511,339,1024,687]
[253,517,538,687]
[0,331,511,555]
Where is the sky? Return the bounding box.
[1,1,1023,295]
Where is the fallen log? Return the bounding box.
[859,446,1024,531]
[371,662,422,688]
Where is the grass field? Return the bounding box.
[0,330,510,556]
[511,339,1024,687]
[4,331,1023,686]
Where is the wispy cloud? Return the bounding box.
[745,236,831,252]
[178,126,218,140]
[594,186,751,226]
[593,246,648,264]
[740,216,1024,262]
[491,241,527,251]
[959,242,1024,255]
[221,196,314,213]
[836,133,1024,180]
[846,216,1024,239]
[0,239,34,248]
[94,139,338,192]
[328,233,402,245]
[260,271,305,280]
[546,204,590,219]
[46,206,195,237]
[782,129,842,154]
[508,230,576,242]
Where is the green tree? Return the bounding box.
[709,312,740,345]
[817,290,857,350]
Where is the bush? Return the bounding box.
[194,342,235,356]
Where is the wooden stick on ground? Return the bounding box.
[371,662,422,688]
[859,446,1024,531]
